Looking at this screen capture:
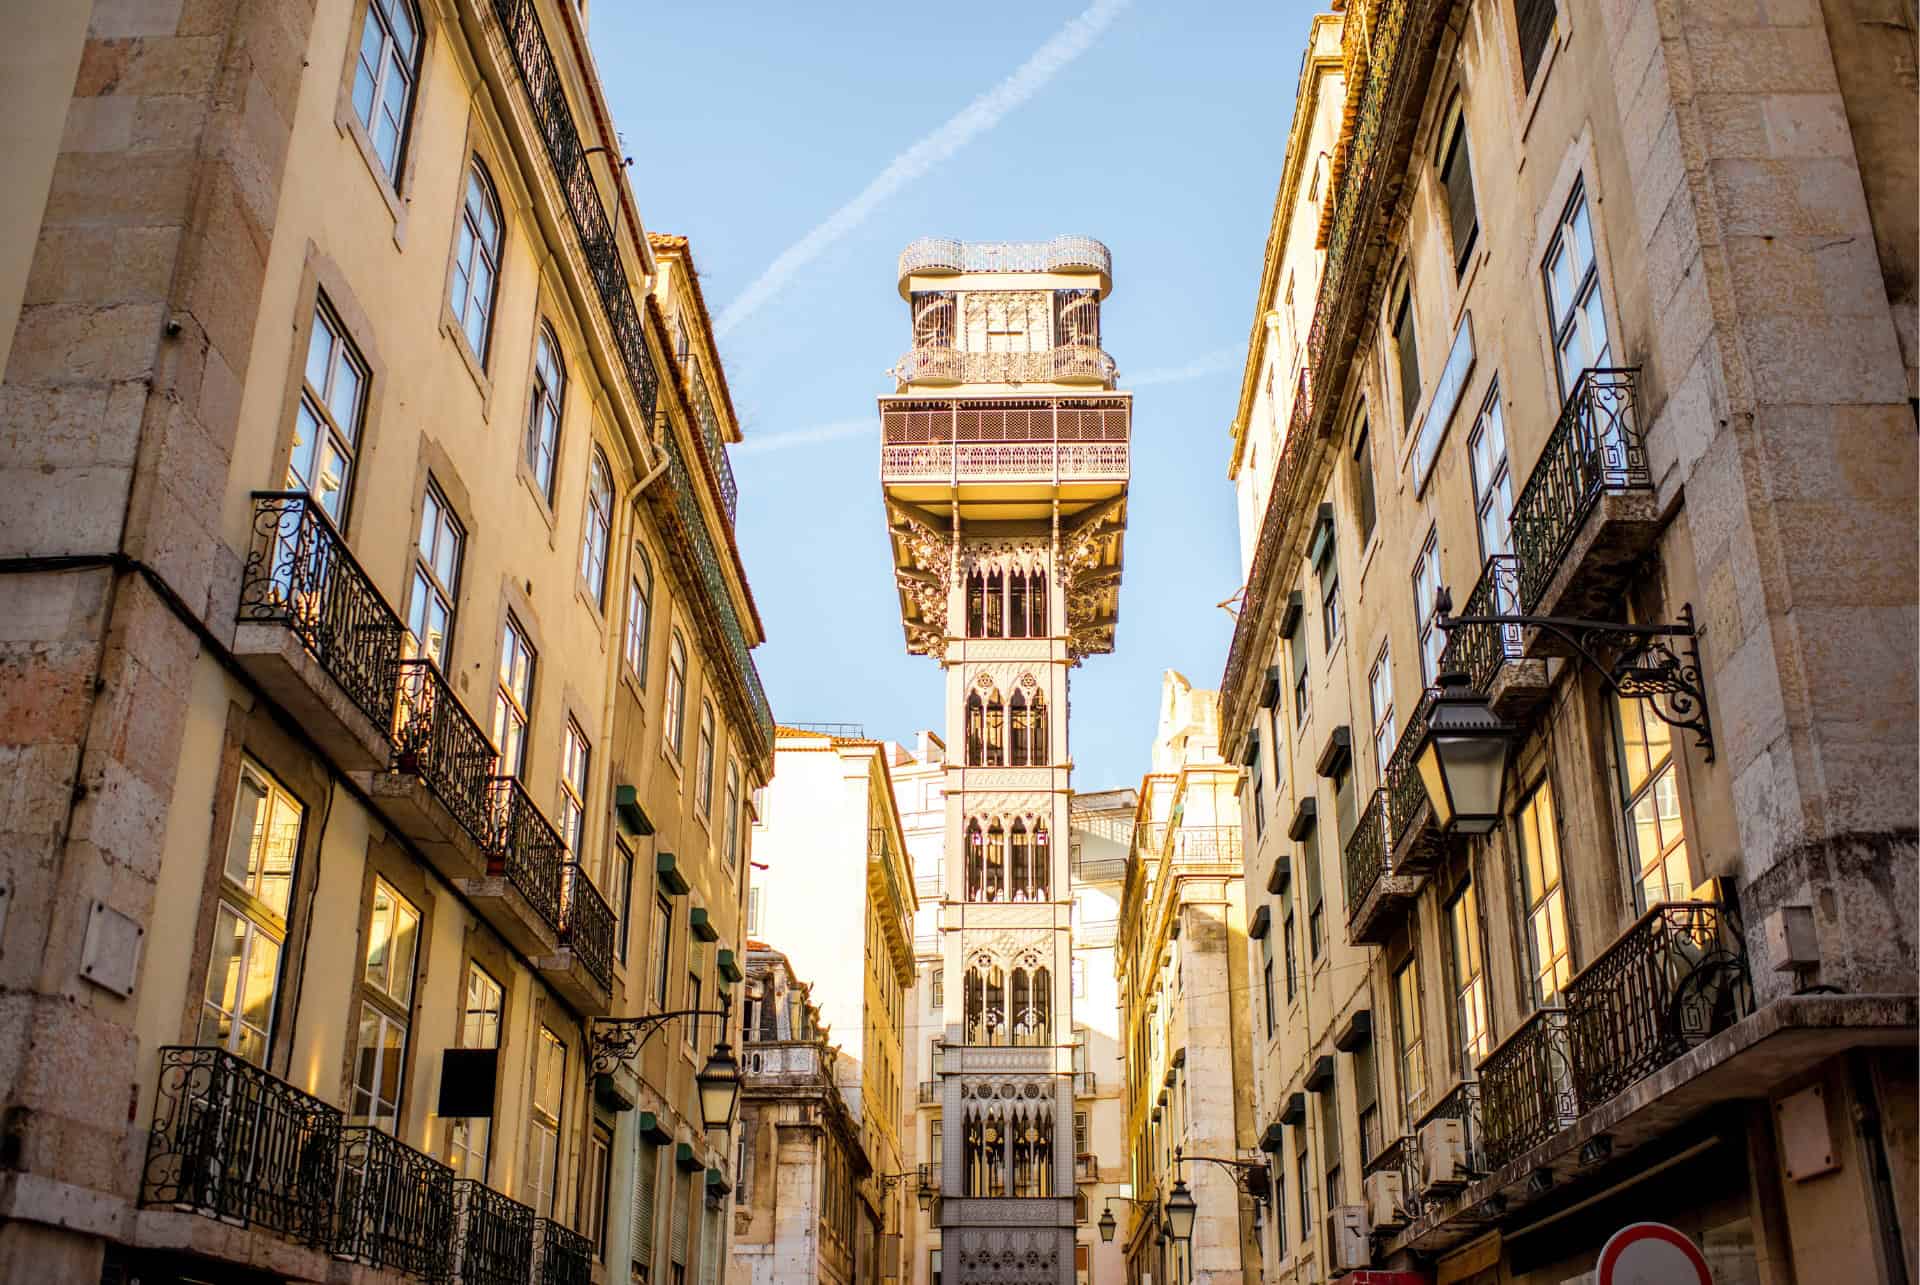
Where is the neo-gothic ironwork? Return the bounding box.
[140,1046,341,1246]
[333,1123,454,1276]
[239,491,406,729]
[1509,367,1648,610]
[898,235,1112,281]
[450,1178,536,1285]
[391,658,499,846]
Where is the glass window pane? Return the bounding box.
[200,903,246,1046]
[226,770,267,888]
[258,791,300,915]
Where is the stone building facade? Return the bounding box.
[0,1,770,1281]
[1222,1,1916,1282]
[879,235,1131,1285]
[1116,672,1258,1285]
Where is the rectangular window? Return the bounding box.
[930,1248,943,1285]
[1272,1156,1287,1255]
[1352,417,1377,546]
[625,547,654,682]
[407,481,463,668]
[665,634,688,758]
[1413,531,1444,684]
[1075,1110,1091,1157]
[653,894,673,1009]
[1290,622,1310,728]
[352,879,420,1129]
[1354,1042,1381,1162]
[612,840,634,963]
[1544,186,1611,399]
[1439,111,1479,271]
[1320,562,1342,650]
[1517,781,1572,1005]
[745,885,761,939]
[201,759,303,1064]
[1369,645,1395,779]
[1295,1133,1311,1244]
[1394,955,1426,1119]
[289,297,367,524]
[1282,908,1298,1002]
[1616,696,1691,910]
[1393,285,1421,431]
[1448,881,1491,1073]
[931,966,944,1009]
[687,966,704,1053]
[1469,392,1514,560]
[1320,1081,1342,1208]
[527,1026,565,1215]
[559,719,589,854]
[1302,827,1325,962]
[1333,764,1356,848]
[587,1123,613,1259]
[723,761,741,867]
[448,963,502,1178]
[1260,935,1276,1036]
[1251,744,1266,837]
[1516,0,1558,89]
[696,700,716,817]
[494,616,536,777]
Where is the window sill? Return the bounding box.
[1518,17,1570,147]
[574,579,610,638]
[333,87,409,245]
[441,310,495,420]
[516,459,561,539]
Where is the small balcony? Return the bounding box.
[1510,367,1657,628]
[1413,1079,1488,1194]
[372,658,499,881]
[1437,554,1548,718]
[878,395,1129,491]
[1075,1152,1098,1182]
[1169,825,1242,868]
[334,1124,455,1277]
[1073,1070,1097,1097]
[541,862,615,1014]
[1343,790,1422,946]
[461,776,564,959]
[919,1079,940,1105]
[534,1216,594,1285]
[1381,691,1444,879]
[1362,1134,1420,1226]
[140,1045,341,1248]
[234,492,404,772]
[892,344,1118,388]
[1477,1008,1575,1170]
[449,1179,535,1284]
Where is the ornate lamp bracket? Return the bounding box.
[590,1001,732,1077]
[1436,595,1714,761]
[1173,1146,1272,1204]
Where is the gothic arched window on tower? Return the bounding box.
[966,961,1007,1045]
[1008,820,1031,901]
[1032,821,1051,900]
[965,819,986,901]
[966,570,986,638]
[983,568,1005,638]
[984,820,1006,902]
[1029,568,1049,635]
[965,692,984,765]
[983,688,1005,765]
[1011,1107,1054,1197]
[1008,569,1028,638]
[1008,689,1030,766]
[1029,693,1049,767]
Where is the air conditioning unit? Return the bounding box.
[1324,1204,1369,1275]
[1417,1116,1469,1195]
[1362,1168,1406,1231]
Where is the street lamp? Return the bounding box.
[917,1185,933,1213]
[694,1038,741,1131]
[1164,1178,1198,1246]
[1095,1194,1157,1244]
[1412,670,1515,835]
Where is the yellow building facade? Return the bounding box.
[1224,2,1915,1283]
[0,1,770,1282]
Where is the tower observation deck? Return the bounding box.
[879,237,1130,1285]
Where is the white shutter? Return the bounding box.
[631,1141,657,1270]
[670,1168,690,1263]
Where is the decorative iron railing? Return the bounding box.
[898,235,1112,280]
[1168,825,1242,866]
[919,1079,939,1104]
[333,1124,455,1276]
[1564,900,1750,1109]
[690,378,738,522]
[1510,367,1646,611]
[1383,688,1438,850]
[140,1046,341,1246]
[1132,821,1169,859]
[1477,1007,1575,1169]
[1415,1079,1486,1185]
[1074,1071,1098,1096]
[1342,789,1392,919]
[485,776,565,933]
[238,492,406,730]
[486,0,655,421]
[450,1179,535,1285]
[534,1216,594,1285]
[558,862,615,988]
[1220,366,1314,718]
[1363,1134,1420,1218]
[892,345,1118,387]
[391,659,499,846]
[1437,555,1524,691]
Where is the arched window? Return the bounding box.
[965,963,1006,1046]
[965,692,985,766]
[966,570,986,637]
[581,449,613,607]
[1008,569,1028,638]
[665,631,688,756]
[965,820,986,901]
[984,568,1004,638]
[1011,1107,1053,1197]
[1032,821,1051,900]
[983,687,1005,766]
[1008,821,1031,901]
[984,821,1005,902]
[526,326,565,502]
[1008,688,1030,765]
[450,161,503,361]
[965,1113,1007,1197]
[350,0,421,180]
[1029,568,1048,635]
[1028,693,1048,767]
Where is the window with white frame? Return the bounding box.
[199,759,302,1064]
[559,719,589,854]
[493,616,535,777]
[1447,881,1490,1073]
[625,544,654,682]
[665,632,688,758]
[1544,185,1611,399]
[1413,532,1444,684]
[450,161,503,362]
[407,481,462,668]
[1517,781,1572,1004]
[652,894,673,1008]
[1393,954,1425,1118]
[582,449,614,607]
[1369,644,1395,778]
[526,1026,565,1215]
[349,0,421,180]
[447,963,502,1178]
[1615,695,1692,910]
[289,297,367,524]
[526,326,565,502]
[696,700,716,816]
[1468,391,1513,560]
[612,839,634,964]
[723,760,741,867]
[352,879,420,1129]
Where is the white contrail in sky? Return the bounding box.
[713,0,1133,339]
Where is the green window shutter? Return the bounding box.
[632,1140,657,1269]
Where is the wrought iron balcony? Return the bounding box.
[919,1079,940,1105]
[450,1178,535,1284]
[1414,1079,1486,1190]
[878,396,1129,486]
[557,862,615,988]
[1076,1152,1099,1181]
[1073,1070,1097,1097]
[1564,900,1751,1110]
[387,659,500,855]
[534,1216,594,1285]
[1342,789,1421,945]
[892,344,1118,387]
[479,776,566,948]
[235,492,406,770]
[1382,689,1439,868]
[1476,1008,1575,1170]
[1363,1134,1420,1221]
[1510,367,1653,617]
[1169,825,1242,867]
[140,1046,342,1246]
[898,235,1112,283]
[690,379,738,522]
[334,1124,455,1276]
[1437,555,1524,692]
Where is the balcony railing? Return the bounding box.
[1363,1134,1419,1218]
[1477,1008,1575,1169]
[1169,825,1241,866]
[140,1046,341,1246]
[1075,1153,1098,1181]
[1073,1071,1097,1096]
[1342,789,1392,917]
[690,379,738,522]
[1510,367,1646,611]
[879,397,1130,485]
[334,1124,455,1276]
[1565,900,1750,1109]
[919,1079,939,1104]
[486,776,565,932]
[558,862,615,988]
[1415,1079,1486,1187]
[450,1178,536,1284]
[238,492,406,730]
[892,345,1118,386]
[534,1216,594,1285]
[392,659,500,846]
[898,235,1111,281]
[1383,689,1437,852]
[1437,555,1524,692]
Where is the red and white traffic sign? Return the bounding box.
[1598,1222,1713,1285]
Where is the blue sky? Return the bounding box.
[590,1,1316,790]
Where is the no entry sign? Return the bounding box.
[1598,1222,1713,1285]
